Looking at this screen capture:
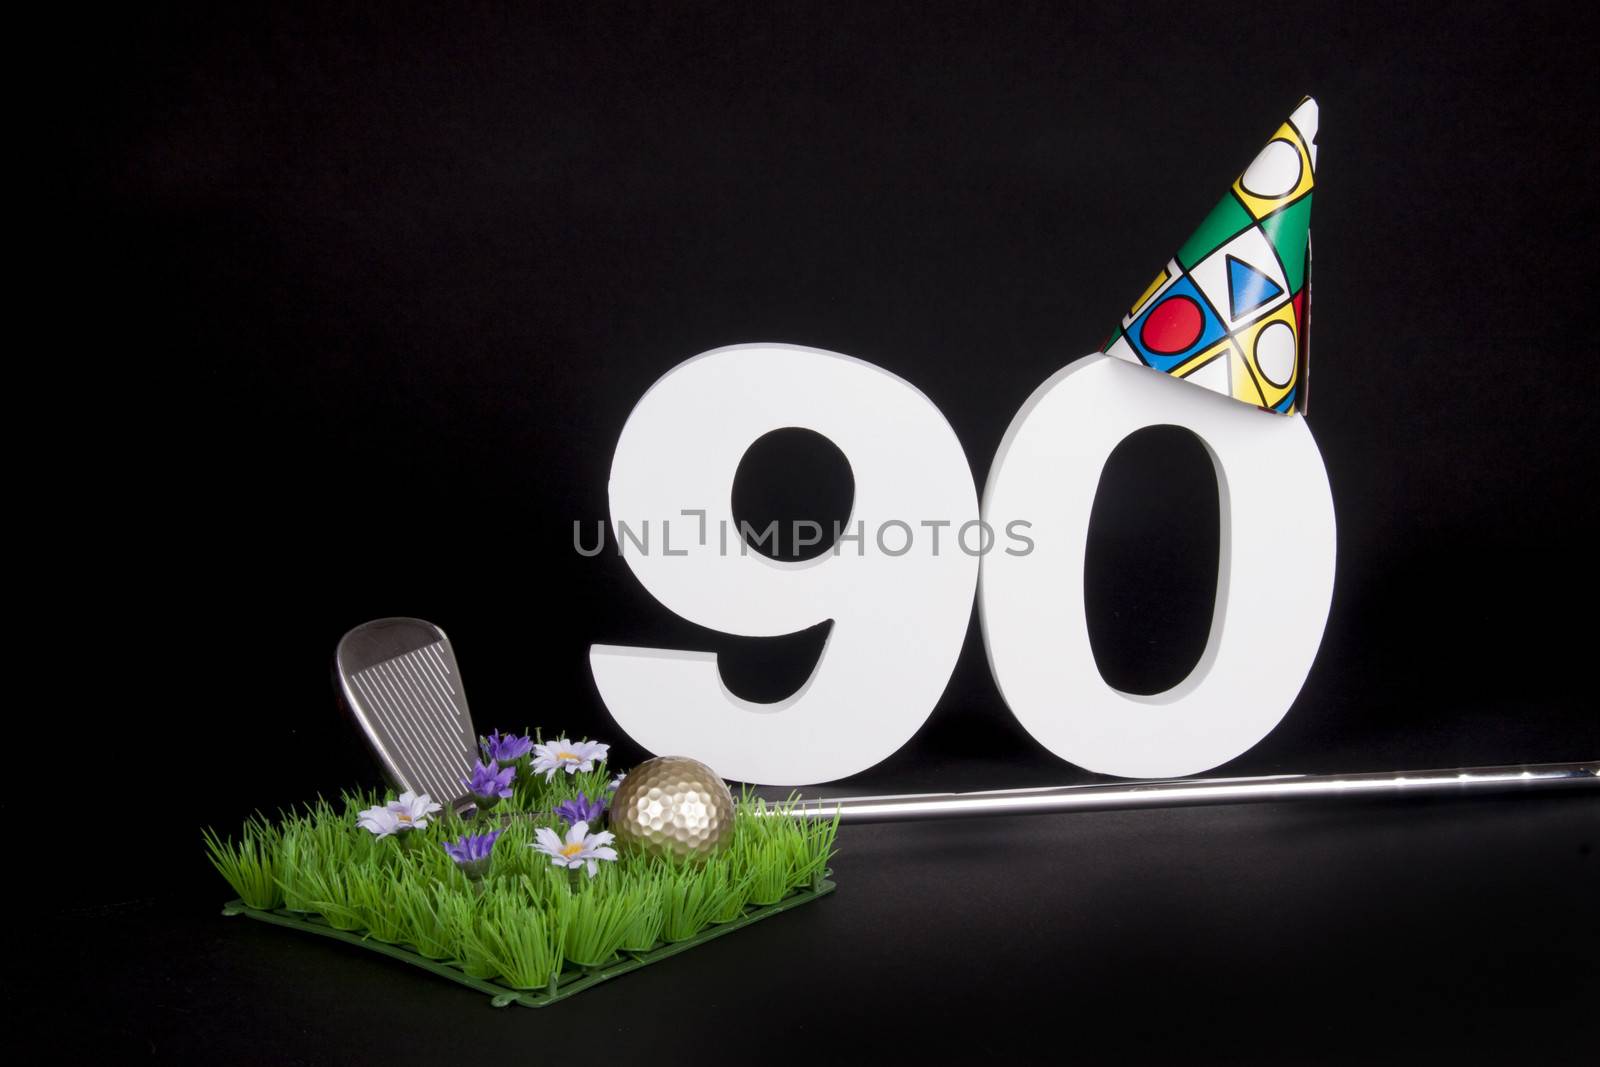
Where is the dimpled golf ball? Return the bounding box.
[610,756,735,860]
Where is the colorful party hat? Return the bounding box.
[1103,97,1317,414]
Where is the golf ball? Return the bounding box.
[610,756,736,860]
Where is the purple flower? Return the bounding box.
[553,792,607,828]
[481,729,534,765]
[442,829,501,879]
[462,759,515,809]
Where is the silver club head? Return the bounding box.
[336,617,479,814]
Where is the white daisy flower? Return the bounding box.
[530,738,610,781]
[356,804,404,838]
[357,790,442,837]
[389,790,442,829]
[532,820,619,877]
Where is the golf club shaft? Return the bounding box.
[755,761,1600,824]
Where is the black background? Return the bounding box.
[29,2,1598,1061]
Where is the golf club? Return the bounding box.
[335,618,1598,825]
[765,761,1599,823]
[336,617,480,816]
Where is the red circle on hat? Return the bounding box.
[1140,296,1204,354]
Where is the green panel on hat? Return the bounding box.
[1263,193,1313,292]
[1177,193,1255,270]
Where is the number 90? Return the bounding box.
[591,343,1335,785]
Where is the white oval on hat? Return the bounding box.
[1240,139,1302,199]
[1289,98,1319,169]
[1254,320,1297,386]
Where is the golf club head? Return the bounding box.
[336,617,479,814]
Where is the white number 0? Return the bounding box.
[591,343,1335,784]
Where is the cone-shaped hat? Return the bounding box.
[1103,97,1317,414]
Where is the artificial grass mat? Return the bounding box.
[205,751,838,1007]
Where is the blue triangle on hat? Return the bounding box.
[1226,254,1284,320]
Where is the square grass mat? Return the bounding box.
[223,875,836,1008]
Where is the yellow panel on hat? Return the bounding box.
[1177,337,1235,388]
[1124,261,1179,326]
[1231,124,1315,221]
[1232,303,1300,409]
[1225,343,1267,407]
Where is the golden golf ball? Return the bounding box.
[610,756,735,860]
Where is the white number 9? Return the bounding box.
[590,343,981,785]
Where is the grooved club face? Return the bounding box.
[336,618,478,811]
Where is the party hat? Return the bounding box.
[1103,97,1317,414]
